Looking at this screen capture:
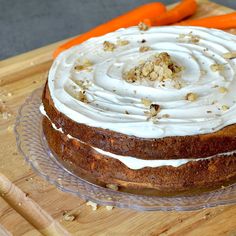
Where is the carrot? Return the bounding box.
[53,2,166,58]
[176,12,236,29]
[153,0,197,26]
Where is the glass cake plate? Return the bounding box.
[15,87,236,211]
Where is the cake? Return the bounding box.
[41,26,236,195]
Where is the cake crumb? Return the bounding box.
[106,206,114,211]
[138,22,149,31]
[223,52,236,59]
[103,41,116,51]
[222,105,229,111]
[117,39,129,46]
[210,64,224,72]
[86,201,98,211]
[218,87,228,93]
[106,184,119,191]
[139,45,151,52]
[186,93,198,101]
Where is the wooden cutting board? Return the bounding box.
[1,0,236,235]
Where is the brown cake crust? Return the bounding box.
[43,117,236,194]
[42,84,236,160]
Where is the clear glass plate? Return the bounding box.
[15,87,236,211]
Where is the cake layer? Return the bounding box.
[43,117,236,193]
[43,84,236,160]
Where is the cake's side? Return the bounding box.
[43,116,236,194]
[42,84,236,160]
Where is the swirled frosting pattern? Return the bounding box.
[48,26,236,138]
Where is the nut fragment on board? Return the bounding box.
[86,201,98,211]
[106,206,114,211]
[63,212,76,222]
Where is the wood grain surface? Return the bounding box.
[0,0,236,235]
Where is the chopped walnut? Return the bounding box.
[138,22,149,31]
[162,114,170,118]
[106,184,119,191]
[186,93,198,101]
[177,32,200,44]
[76,91,88,103]
[63,212,76,222]
[222,105,229,111]
[123,52,182,83]
[86,201,98,211]
[139,45,151,52]
[223,52,236,59]
[174,81,182,89]
[1,112,11,120]
[103,41,116,51]
[74,59,93,71]
[7,125,13,132]
[210,64,224,72]
[218,87,228,93]
[141,98,152,107]
[76,79,92,90]
[117,39,129,46]
[149,104,161,117]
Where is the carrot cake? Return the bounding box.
[41,26,236,194]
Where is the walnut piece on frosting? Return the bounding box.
[210,64,225,72]
[141,98,152,107]
[103,41,116,51]
[77,91,88,103]
[139,45,151,52]
[74,59,93,71]
[222,105,229,111]
[138,22,149,31]
[186,93,198,101]
[123,52,182,84]
[218,87,228,93]
[223,52,236,59]
[117,39,130,46]
[177,32,200,44]
[150,104,161,117]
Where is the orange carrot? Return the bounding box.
[53,2,166,58]
[153,0,197,26]
[176,12,236,29]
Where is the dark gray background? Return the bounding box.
[0,0,235,60]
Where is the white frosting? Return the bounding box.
[48,26,236,139]
[40,104,236,169]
